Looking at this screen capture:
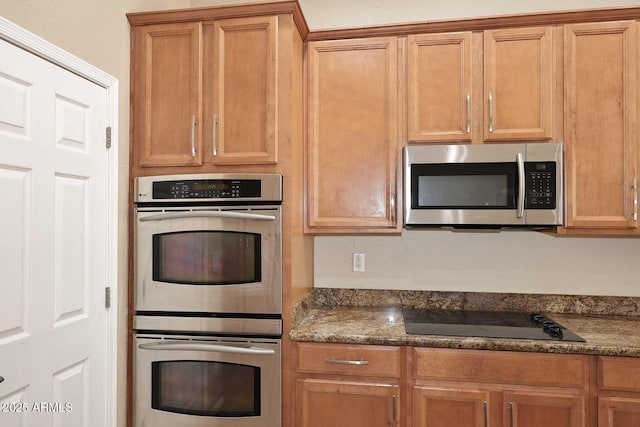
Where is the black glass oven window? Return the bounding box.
[153,231,261,285]
[412,163,516,209]
[152,360,261,417]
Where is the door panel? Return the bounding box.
[0,38,108,426]
[413,386,490,427]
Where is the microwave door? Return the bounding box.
[407,161,525,226]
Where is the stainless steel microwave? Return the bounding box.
[403,142,564,228]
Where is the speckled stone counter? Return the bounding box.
[290,289,640,357]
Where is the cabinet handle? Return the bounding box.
[0,376,4,384]
[483,401,488,427]
[324,359,369,366]
[466,92,471,133]
[190,115,197,157]
[488,92,494,133]
[392,394,397,426]
[508,402,514,427]
[212,113,218,157]
[633,178,638,222]
[390,187,396,223]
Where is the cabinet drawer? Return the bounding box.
[296,342,401,378]
[413,348,587,388]
[598,356,640,392]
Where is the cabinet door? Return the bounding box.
[133,22,203,167]
[209,15,278,165]
[504,390,585,427]
[564,21,638,229]
[306,37,400,232]
[296,379,399,427]
[408,32,473,142]
[413,386,490,427]
[599,397,640,427]
[484,26,554,141]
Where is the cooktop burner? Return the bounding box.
[402,308,585,342]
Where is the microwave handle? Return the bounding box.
[516,152,525,218]
[139,211,277,222]
[138,341,275,355]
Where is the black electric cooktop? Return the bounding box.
[402,308,585,342]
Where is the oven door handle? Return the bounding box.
[138,341,276,355]
[139,211,277,222]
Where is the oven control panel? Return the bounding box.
[135,174,282,203]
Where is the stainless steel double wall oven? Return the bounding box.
[133,173,283,427]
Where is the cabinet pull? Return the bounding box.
[488,92,494,133]
[0,376,4,384]
[324,359,369,366]
[212,113,218,157]
[483,401,488,427]
[633,178,638,222]
[392,394,397,426]
[508,402,514,427]
[466,92,471,133]
[190,115,197,157]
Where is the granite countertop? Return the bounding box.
[290,289,640,357]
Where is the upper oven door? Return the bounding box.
[135,206,282,314]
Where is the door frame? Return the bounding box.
[0,16,119,427]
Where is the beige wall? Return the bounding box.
[2,1,640,426]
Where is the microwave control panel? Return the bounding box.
[524,162,556,209]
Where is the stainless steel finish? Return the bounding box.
[404,142,564,227]
[488,92,494,133]
[212,113,218,157]
[135,205,282,314]
[134,315,282,336]
[324,359,369,366]
[392,395,397,426]
[191,115,197,157]
[633,178,638,222]
[516,152,525,218]
[508,402,514,427]
[106,126,112,149]
[105,286,111,309]
[135,334,281,427]
[483,401,488,427]
[138,341,276,355]
[390,186,396,223]
[466,92,471,133]
[139,210,277,222]
[135,173,282,204]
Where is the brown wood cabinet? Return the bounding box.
[408,27,557,144]
[562,21,638,233]
[305,37,401,233]
[294,342,402,427]
[132,22,203,168]
[597,357,640,427]
[130,15,283,175]
[411,348,588,427]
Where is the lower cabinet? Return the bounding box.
[294,342,402,427]
[297,379,399,427]
[597,357,640,427]
[413,385,585,427]
[293,344,640,427]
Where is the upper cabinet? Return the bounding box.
[132,22,203,168]
[305,37,401,233]
[205,16,278,165]
[408,26,558,144]
[484,26,555,141]
[562,21,638,233]
[407,32,473,142]
[129,7,307,176]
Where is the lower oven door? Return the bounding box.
[135,335,281,427]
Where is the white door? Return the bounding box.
[0,37,109,426]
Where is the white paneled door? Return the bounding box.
[0,37,109,426]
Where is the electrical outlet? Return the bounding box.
[352,253,365,272]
